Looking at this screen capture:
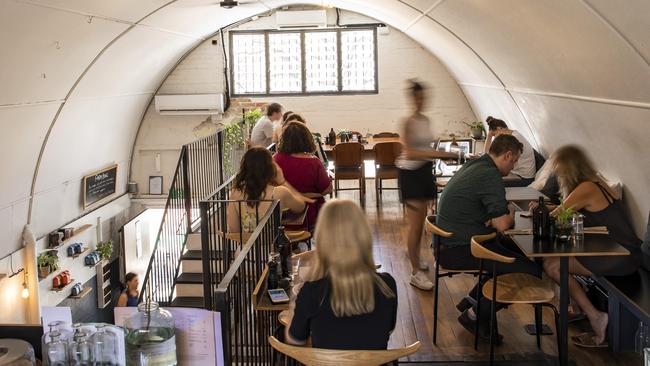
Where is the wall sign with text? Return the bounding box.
[83,165,118,208]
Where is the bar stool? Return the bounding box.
[470,233,560,365]
[424,215,479,345]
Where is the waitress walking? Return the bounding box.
[397,80,457,291]
[117,272,139,307]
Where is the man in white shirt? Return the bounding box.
[250,103,283,148]
[484,116,537,187]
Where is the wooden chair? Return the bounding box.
[372,142,402,205]
[268,336,420,366]
[424,215,479,345]
[470,233,560,365]
[332,142,365,203]
[372,132,400,138]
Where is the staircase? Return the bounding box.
[170,231,205,308]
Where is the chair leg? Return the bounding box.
[489,265,497,366]
[335,178,339,197]
[433,265,440,345]
[474,260,483,351]
[534,304,542,349]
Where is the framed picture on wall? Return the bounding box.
[149,176,163,195]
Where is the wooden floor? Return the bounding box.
[330,180,640,365]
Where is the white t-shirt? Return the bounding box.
[395,114,434,170]
[250,116,274,147]
[511,130,536,179]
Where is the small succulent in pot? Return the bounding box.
[37,251,59,278]
[463,121,486,139]
[554,203,575,242]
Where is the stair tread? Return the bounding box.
[176,272,205,284]
[182,250,222,260]
[170,296,204,308]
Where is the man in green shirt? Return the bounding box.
[436,134,542,342]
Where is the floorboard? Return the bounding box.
[330,179,641,365]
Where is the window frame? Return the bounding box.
[229,27,378,97]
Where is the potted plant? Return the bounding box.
[554,204,575,242]
[96,240,113,261]
[464,121,485,140]
[37,252,58,278]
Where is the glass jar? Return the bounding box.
[69,325,93,366]
[124,302,177,366]
[42,321,70,366]
[92,323,119,365]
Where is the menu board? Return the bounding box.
[83,165,117,208]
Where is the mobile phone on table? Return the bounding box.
[268,289,290,304]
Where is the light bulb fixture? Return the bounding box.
[21,270,29,299]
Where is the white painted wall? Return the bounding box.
[132,9,477,193]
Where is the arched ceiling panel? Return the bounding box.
[429,0,650,102]
[70,27,197,98]
[0,103,60,204]
[0,1,129,105]
[23,0,172,23]
[585,0,650,63]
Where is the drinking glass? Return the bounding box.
[69,326,93,366]
[291,257,301,284]
[43,324,68,366]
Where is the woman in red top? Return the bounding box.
[274,121,332,229]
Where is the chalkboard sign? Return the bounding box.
[83,165,117,208]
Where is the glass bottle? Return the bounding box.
[533,197,549,238]
[124,301,177,366]
[42,321,69,366]
[92,324,118,365]
[267,260,279,290]
[328,128,336,146]
[276,226,291,278]
[69,325,93,366]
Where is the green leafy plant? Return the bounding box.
[38,252,59,278]
[463,121,485,139]
[96,240,113,261]
[223,109,262,177]
[554,203,575,226]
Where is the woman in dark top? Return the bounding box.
[117,272,139,307]
[540,145,642,347]
[286,200,397,350]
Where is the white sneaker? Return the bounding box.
[419,260,429,271]
[410,271,434,291]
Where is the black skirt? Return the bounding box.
[398,162,436,201]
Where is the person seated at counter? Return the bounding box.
[274,122,332,230]
[286,199,397,350]
[437,134,542,341]
[251,103,283,148]
[484,116,536,187]
[531,145,642,348]
[117,272,139,307]
[227,147,310,233]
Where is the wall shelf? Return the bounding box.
[69,247,90,259]
[51,279,76,292]
[69,287,92,300]
[42,224,93,252]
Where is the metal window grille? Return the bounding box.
[230,28,378,96]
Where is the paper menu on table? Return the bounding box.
[114,307,224,366]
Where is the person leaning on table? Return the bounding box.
[285,200,398,350]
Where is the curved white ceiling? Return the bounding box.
[1,0,649,253]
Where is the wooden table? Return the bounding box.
[509,214,629,366]
[322,137,400,160]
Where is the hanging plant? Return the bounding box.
[223,109,262,177]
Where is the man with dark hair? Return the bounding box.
[436,134,541,342]
[251,103,283,147]
[484,116,537,187]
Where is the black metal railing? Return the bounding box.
[140,131,235,304]
[209,201,281,365]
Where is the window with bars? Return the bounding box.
[230,28,377,96]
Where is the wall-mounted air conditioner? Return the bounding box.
[154,94,224,115]
[276,10,327,29]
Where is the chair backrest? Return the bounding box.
[470,233,515,263]
[424,215,453,238]
[268,336,421,366]
[373,132,400,138]
[333,142,364,168]
[373,142,402,167]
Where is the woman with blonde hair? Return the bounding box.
[538,145,641,347]
[286,200,398,350]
